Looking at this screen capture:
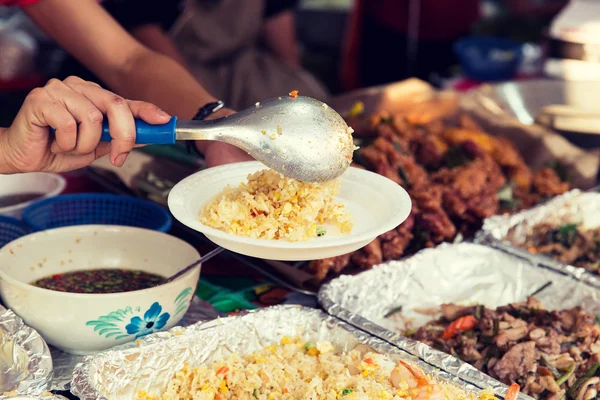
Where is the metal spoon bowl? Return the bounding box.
[176,96,355,182]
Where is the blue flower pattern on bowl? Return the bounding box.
[86,287,194,340]
[125,302,170,338]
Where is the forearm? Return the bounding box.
[261,11,300,66]
[132,25,191,70]
[112,50,222,153]
[23,0,224,156]
[107,49,215,119]
[24,0,217,145]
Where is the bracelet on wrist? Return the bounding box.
[186,101,225,157]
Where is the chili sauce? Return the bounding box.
[31,269,164,294]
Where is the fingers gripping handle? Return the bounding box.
[49,116,178,144]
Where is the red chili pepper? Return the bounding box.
[364,357,374,364]
[442,315,478,340]
[505,383,520,400]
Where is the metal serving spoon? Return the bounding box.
[162,247,224,285]
[96,96,355,182]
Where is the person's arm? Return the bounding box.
[261,10,300,67]
[132,25,190,70]
[22,0,235,158]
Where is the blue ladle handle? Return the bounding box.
[49,116,178,144]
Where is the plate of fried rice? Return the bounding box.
[168,161,411,260]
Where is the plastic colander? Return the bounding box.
[22,194,172,232]
[0,215,31,249]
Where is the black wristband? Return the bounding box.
[186,101,225,157]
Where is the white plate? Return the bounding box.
[168,162,411,261]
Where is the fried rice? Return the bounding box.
[199,169,353,241]
[138,337,496,400]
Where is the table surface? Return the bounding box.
[46,169,318,398]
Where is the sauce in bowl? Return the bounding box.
[31,269,164,294]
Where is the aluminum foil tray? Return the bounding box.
[0,305,53,396]
[71,305,527,400]
[0,394,67,400]
[49,296,222,391]
[478,189,600,288]
[319,243,600,396]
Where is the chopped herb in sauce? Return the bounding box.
[341,388,354,396]
[31,269,164,294]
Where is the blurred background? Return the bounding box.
[1,0,600,334]
[0,0,598,139]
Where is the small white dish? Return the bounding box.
[0,173,66,218]
[0,226,200,355]
[168,161,412,261]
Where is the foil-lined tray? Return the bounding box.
[477,189,600,288]
[49,296,223,391]
[319,243,600,396]
[0,305,53,396]
[0,393,67,400]
[70,305,528,400]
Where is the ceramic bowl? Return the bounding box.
[0,173,66,218]
[0,226,200,354]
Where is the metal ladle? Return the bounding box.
[96,96,355,182]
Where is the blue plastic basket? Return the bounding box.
[454,36,522,82]
[0,216,31,248]
[22,194,172,232]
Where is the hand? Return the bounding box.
[195,108,254,168]
[0,76,171,174]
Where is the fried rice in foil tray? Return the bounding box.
[71,305,524,400]
[477,189,600,288]
[319,243,600,399]
[0,305,53,397]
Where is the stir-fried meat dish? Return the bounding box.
[521,223,600,273]
[411,297,600,400]
[308,102,571,281]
